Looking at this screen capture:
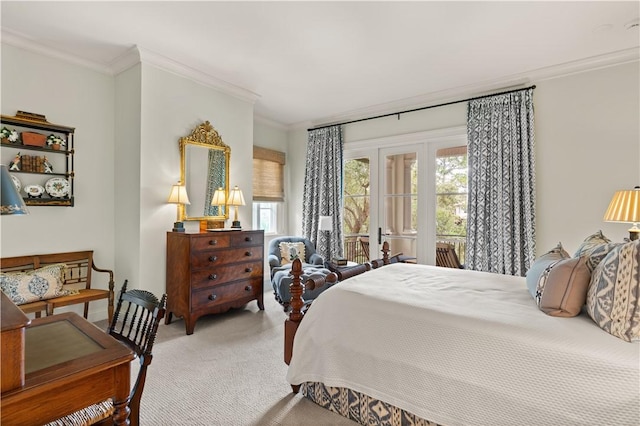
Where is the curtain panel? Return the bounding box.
[465,88,536,276]
[302,126,344,262]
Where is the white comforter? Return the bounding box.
[287,264,639,426]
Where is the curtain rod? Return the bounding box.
[307,84,536,132]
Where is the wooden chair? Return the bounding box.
[46,280,166,426]
[358,236,370,261]
[436,242,464,269]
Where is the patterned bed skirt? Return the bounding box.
[301,382,442,426]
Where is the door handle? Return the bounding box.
[378,227,382,245]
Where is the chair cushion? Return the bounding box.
[272,265,336,305]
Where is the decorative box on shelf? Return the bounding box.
[21,132,47,147]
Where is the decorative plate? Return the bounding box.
[11,175,21,192]
[24,184,45,198]
[45,177,70,198]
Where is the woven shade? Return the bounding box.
[253,146,285,202]
[603,187,640,223]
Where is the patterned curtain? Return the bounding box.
[204,149,226,216]
[465,88,536,276]
[302,126,344,262]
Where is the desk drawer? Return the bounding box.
[192,279,261,311]
[190,234,231,251]
[190,247,262,269]
[191,261,263,289]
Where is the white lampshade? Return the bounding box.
[167,184,191,205]
[211,187,226,206]
[228,185,245,206]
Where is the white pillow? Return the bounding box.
[279,242,306,265]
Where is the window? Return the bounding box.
[252,146,285,234]
[343,157,370,263]
[435,145,468,263]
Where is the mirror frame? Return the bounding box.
[178,121,230,223]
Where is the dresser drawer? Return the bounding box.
[191,261,263,289]
[190,234,231,251]
[192,278,261,311]
[190,246,262,270]
[230,231,262,247]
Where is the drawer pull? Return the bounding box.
[245,251,251,257]
[209,240,218,245]
[245,285,253,292]
[245,267,253,273]
[208,274,218,280]
[208,294,217,301]
[245,237,252,242]
[209,256,218,262]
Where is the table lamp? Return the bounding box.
[1,165,28,215]
[228,185,245,229]
[603,186,640,241]
[167,183,190,232]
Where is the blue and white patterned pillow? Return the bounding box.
[586,240,640,342]
[0,263,67,305]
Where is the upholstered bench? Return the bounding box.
[272,265,336,310]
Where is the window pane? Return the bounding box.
[343,158,370,263]
[435,146,468,264]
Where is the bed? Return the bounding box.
[284,246,640,426]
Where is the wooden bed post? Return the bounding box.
[284,259,303,393]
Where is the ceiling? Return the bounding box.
[1,1,639,128]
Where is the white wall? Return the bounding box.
[286,61,640,255]
[1,43,116,319]
[135,62,255,299]
[1,44,256,319]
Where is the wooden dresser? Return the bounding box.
[165,230,264,335]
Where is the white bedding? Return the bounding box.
[287,263,640,426]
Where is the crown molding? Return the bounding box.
[299,47,640,131]
[1,31,260,105]
[132,46,260,105]
[1,28,111,74]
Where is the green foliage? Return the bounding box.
[344,159,370,235]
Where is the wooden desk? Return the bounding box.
[1,311,134,425]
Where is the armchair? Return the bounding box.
[268,236,334,310]
[268,236,325,278]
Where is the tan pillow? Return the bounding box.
[279,242,306,265]
[586,240,640,342]
[535,256,591,317]
[0,263,67,305]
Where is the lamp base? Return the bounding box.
[172,221,185,232]
[231,220,242,229]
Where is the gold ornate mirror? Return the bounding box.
[178,121,230,226]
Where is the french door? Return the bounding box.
[378,145,421,262]
[343,127,467,265]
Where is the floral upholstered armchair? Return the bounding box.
[268,236,334,310]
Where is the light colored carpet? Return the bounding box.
[125,288,356,425]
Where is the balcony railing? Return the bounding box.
[343,234,466,265]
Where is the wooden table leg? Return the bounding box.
[112,362,131,425]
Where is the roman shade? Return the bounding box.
[253,146,285,202]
